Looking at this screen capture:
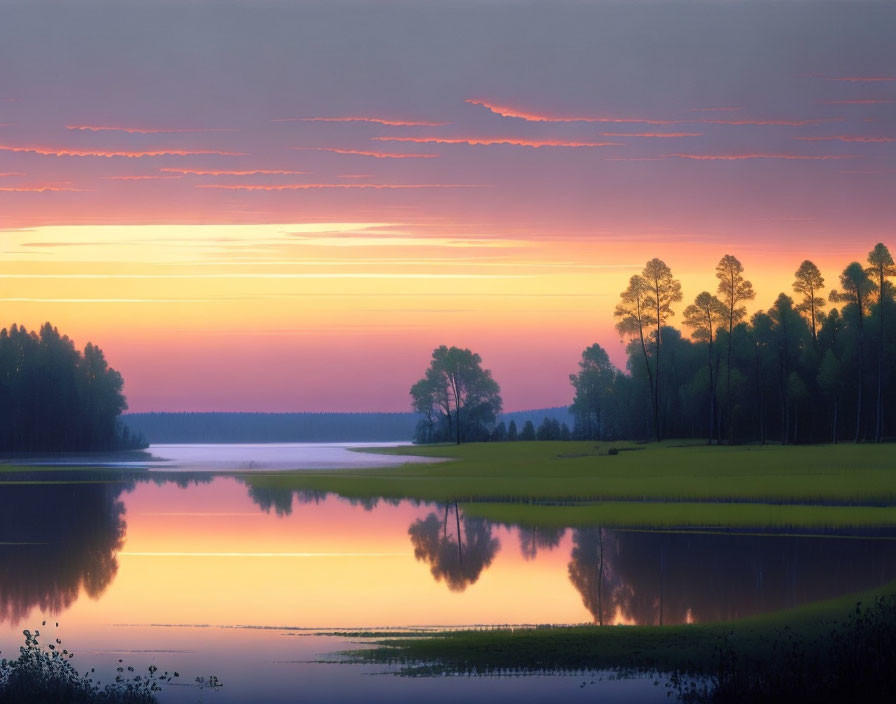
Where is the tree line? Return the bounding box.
[0,323,145,452]
[412,242,895,445]
[571,244,895,444]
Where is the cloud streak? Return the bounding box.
[276,116,447,126]
[819,99,895,105]
[374,136,620,148]
[161,168,309,175]
[195,182,483,191]
[294,147,438,159]
[66,125,235,134]
[465,98,687,125]
[664,152,856,161]
[600,132,702,138]
[827,76,896,83]
[794,135,896,143]
[0,145,245,158]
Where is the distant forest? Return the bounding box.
[122,408,573,444]
[0,323,145,452]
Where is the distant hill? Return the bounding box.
[122,407,574,444]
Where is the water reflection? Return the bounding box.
[2,470,896,628]
[408,503,500,592]
[568,528,896,626]
[0,482,129,624]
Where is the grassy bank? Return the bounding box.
[341,584,896,679]
[240,442,896,529]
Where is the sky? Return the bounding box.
[0,1,894,412]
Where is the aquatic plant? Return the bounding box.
[0,624,221,704]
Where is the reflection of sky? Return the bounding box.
[2,473,896,700]
[1,2,894,411]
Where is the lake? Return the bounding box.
[2,443,895,702]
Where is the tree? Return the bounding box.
[818,348,845,443]
[793,260,826,345]
[866,243,895,442]
[569,343,618,440]
[0,323,139,452]
[507,419,519,441]
[830,263,877,442]
[520,420,536,441]
[768,294,810,444]
[716,255,755,442]
[409,346,502,444]
[683,292,727,444]
[615,261,681,441]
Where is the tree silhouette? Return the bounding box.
[683,292,727,444]
[716,255,755,442]
[793,260,826,345]
[866,243,896,442]
[569,344,618,440]
[830,263,876,442]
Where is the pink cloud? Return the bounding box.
[664,152,856,160]
[697,118,842,126]
[66,124,236,134]
[102,174,185,180]
[276,116,448,126]
[0,145,245,158]
[194,182,482,191]
[160,168,309,175]
[373,136,620,147]
[293,147,438,159]
[600,132,702,138]
[794,135,896,143]
[465,98,687,125]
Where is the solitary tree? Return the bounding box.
[683,292,727,444]
[830,263,877,442]
[410,346,502,444]
[866,243,895,442]
[793,260,826,345]
[716,255,755,442]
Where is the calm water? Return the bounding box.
[2,443,895,703]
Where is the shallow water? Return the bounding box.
[1,444,895,703]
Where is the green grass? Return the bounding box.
[342,581,896,676]
[239,441,896,529]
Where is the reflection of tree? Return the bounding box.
[408,503,499,592]
[568,528,896,626]
[0,482,129,625]
[518,525,564,561]
[246,485,295,516]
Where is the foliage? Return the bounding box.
[0,323,145,452]
[410,345,502,444]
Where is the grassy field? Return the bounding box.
[239,441,896,529]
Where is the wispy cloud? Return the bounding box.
[690,106,744,112]
[373,136,620,148]
[465,98,686,125]
[697,118,842,126]
[103,174,185,180]
[793,135,896,143]
[66,125,235,134]
[275,116,447,126]
[195,182,483,191]
[664,152,855,161]
[0,185,84,192]
[600,132,702,138]
[0,145,245,158]
[161,168,309,175]
[293,147,438,159]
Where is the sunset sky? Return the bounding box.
[1,1,894,412]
